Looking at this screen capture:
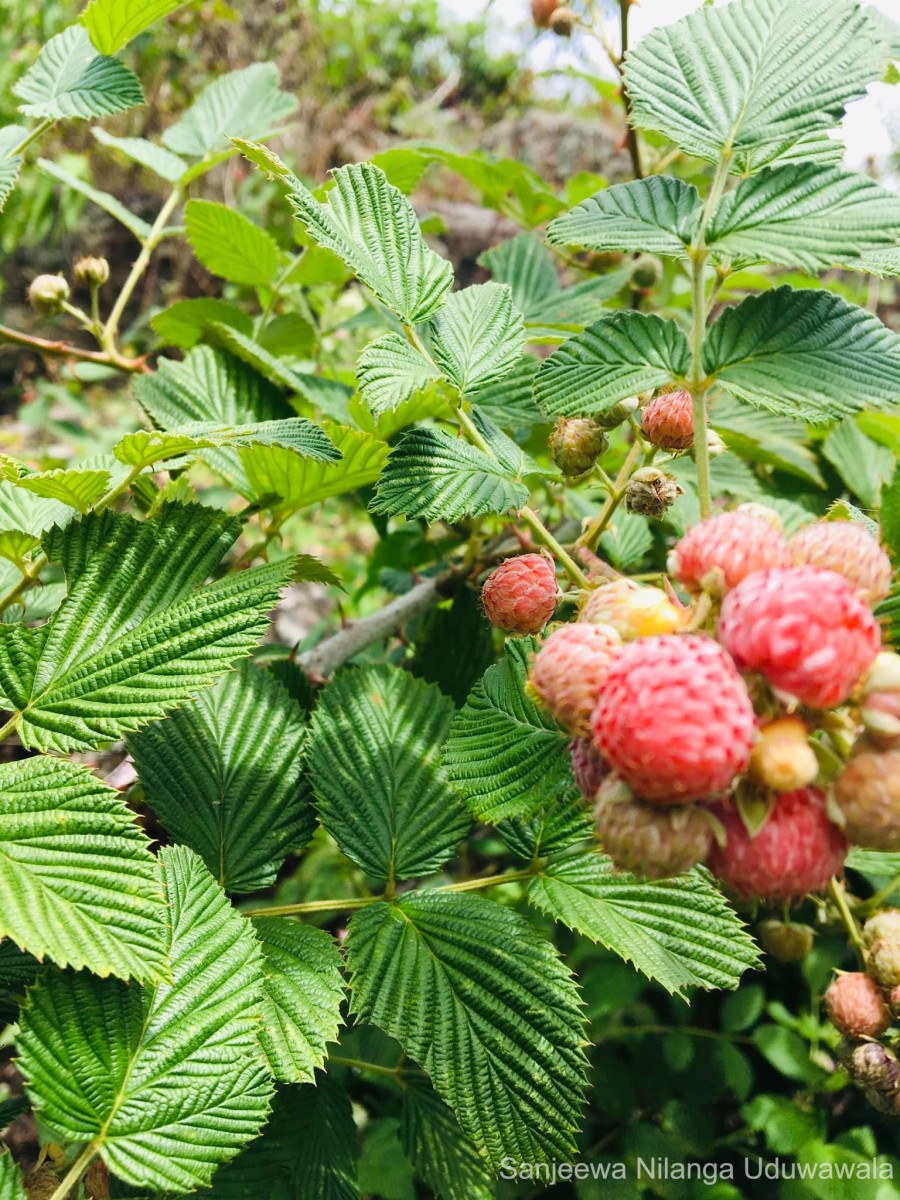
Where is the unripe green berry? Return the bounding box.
[549,418,608,479]
[758,919,815,963]
[73,255,110,287]
[27,273,69,316]
[630,254,663,290]
[596,395,639,431]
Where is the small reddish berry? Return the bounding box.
[570,736,609,801]
[593,782,712,879]
[707,788,848,902]
[591,634,755,803]
[846,1041,900,1090]
[531,622,621,736]
[581,578,683,640]
[758,919,815,963]
[641,389,693,450]
[549,417,608,479]
[531,0,559,26]
[834,744,900,851]
[718,567,881,709]
[789,521,891,606]
[668,510,791,596]
[481,553,557,636]
[825,972,891,1038]
[749,717,819,793]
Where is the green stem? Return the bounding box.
[435,867,537,893]
[860,874,900,913]
[244,894,384,918]
[688,253,713,519]
[597,1024,754,1046]
[46,1143,96,1200]
[102,187,182,351]
[327,1056,404,1078]
[830,878,866,959]
[0,716,20,744]
[6,118,54,159]
[575,437,643,551]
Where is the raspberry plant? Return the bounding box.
[2,0,900,1195]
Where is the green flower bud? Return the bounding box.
[73,255,110,287]
[27,273,69,316]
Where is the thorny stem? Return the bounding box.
[101,187,183,352]
[830,877,866,960]
[46,1143,96,1200]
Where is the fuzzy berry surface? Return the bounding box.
[590,634,754,802]
[481,553,557,636]
[668,510,791,595]
[593,790,712,879]
[718,567,881,709]
[825,972,892,1038]
[570,737,609,801]
[549,417,608,478]
[581,579,682,640]
[707,788,848,902]
[789,521,892,606]
[531,622,621,736]
[835,745,900,851]
[640,389,694,450]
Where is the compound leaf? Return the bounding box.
[528,853,761,997]
[241,422,388,511]
[356,333,440,416]
[548,177,701,257]
[17,845,273,1192]
[430,282,526,395]
[346,890,587,1169]
[162,64,296,158]
[0,756,165,981]
[400,1077,494,1200]
[307,665,471,885]
[129,661,314,894]
[15,468,111,513]
[14,26,143,121]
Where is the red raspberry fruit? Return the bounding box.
[570,736,609,801]
[641,389,694,450]
[718,567,881,709]
[531,622,621,736]
[835,745,900,851]
[668,510,791,596]
[825,972,892,1038]
[590,634,754,802]
[707,788,848,902]
[481,553,557,636]
[593,782,712,879]
[789,521,891,606]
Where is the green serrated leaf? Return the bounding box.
[600,509,653,570]
[17,845,273,1192]
[0,157,21,214]
[356,333,440,416]
[286,161,453,325]
[162,64,296,158]
[15,467,111,513]
[0,1151,25,1200]
[37,156,152,241]
[242,422,389,511]
[528,853,761,997]
[113,419,337,471]
[347,890,587,1168]
[93,127,188,181]
[442,640,571,823]
[197,1077,358,1200]
[822,418,895,509]
[82,0,191,53]
[430,282,525,396]
[151,300,253,349]
[412,585,495,707]
[478,233,559,319]
[129,662,314,894]
[472,355,543,429]
[704,288,900,421]
[880,466,900,562]
[0,506,293,752]
[134,346,291,426]
[707,165,900,271]
[400,1077,494,1200]
[14,26,143,120]
[253,919,345,1085]
[711,397,823,487]
[307,665,471,885]
[624,0,882,167]
[257,312,315,358]
[535,312,690,419]
[185,199,279,286]
[370,428,529,522]
[548,177,700,257]
[0,756,165,981]
[499,797,594,864]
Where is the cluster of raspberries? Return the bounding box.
[481,508,897,900]
[827,910,900,1119]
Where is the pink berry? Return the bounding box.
[481,553,557,636]
[790,521,891,606]
[641,389,694,450]
[825,972,892,1038]
[707,788,848,902]
[718,567,881,709]
[570,736,609,800]
[590,634,755,803]
[668,510,791,596]
[531,623,621,736]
